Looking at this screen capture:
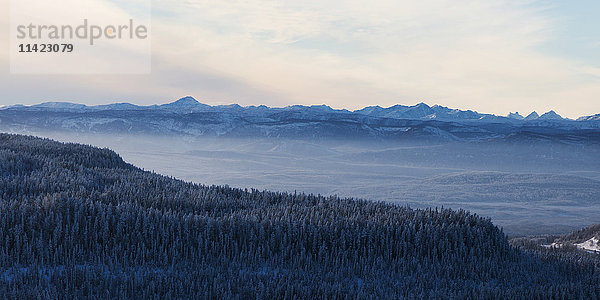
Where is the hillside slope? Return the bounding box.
[0,133,598,298]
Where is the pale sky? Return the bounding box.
[1,0,599,118]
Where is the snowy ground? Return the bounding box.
[575,237,600,253]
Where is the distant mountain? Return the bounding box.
[578,114,600,121]
[29,102,89,112]
[94,103,146,111]
[354,103,498,121]
[1,97,588,122]
[524,111,540,120]
[521,110,566,121]
[538,110,563,120]
[1,97,599,143]
[507,112,524,120]
[155,96,211,112]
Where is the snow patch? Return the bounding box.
[542,242,563,249]
[575,237,600,253]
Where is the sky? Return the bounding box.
[0,0,599,118]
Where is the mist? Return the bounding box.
[22,131,600,236]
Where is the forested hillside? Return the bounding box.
[0,133,598,298]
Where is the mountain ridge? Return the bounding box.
[3,96,596,122]
[1,97,599,143]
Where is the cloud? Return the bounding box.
[581,66,600,78]
[1,0,599,117]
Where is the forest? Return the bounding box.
[0,133,599,298]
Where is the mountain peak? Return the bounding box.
[310,104,335,111]
[171,96,199,105]
[508,112,524,120]
[415,102,431,109]
[524,111,540,120]
[158,96,210,112]
[538,110,563,120]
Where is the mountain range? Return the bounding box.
[3,96,596,121]
[1,97,599,143]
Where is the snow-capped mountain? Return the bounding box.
[1,97,598,143]
[354,103,498,121]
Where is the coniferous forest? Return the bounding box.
[0,133,599,298]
